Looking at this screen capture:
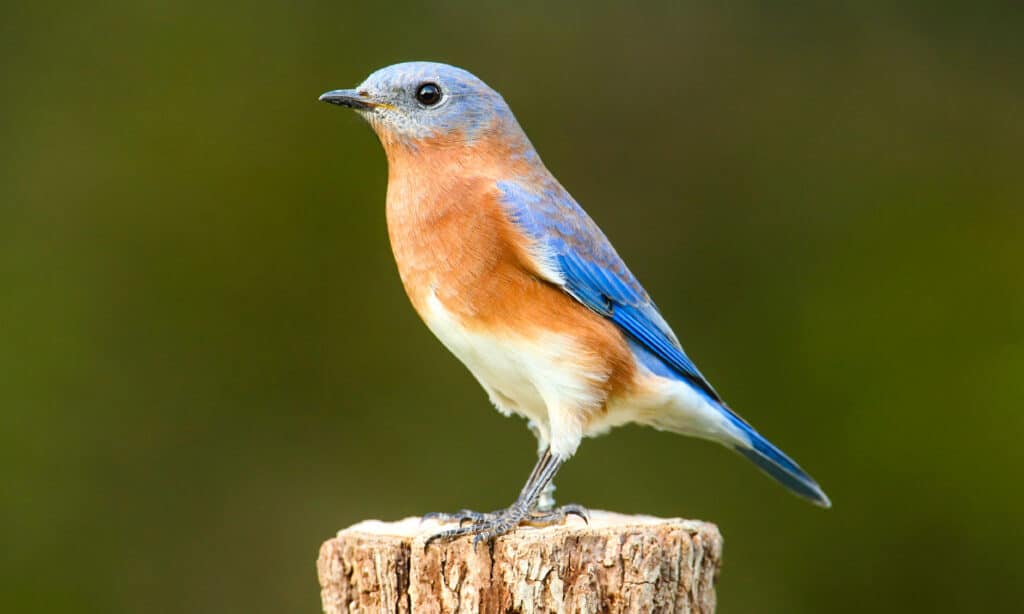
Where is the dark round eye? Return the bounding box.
[415,82,442,106]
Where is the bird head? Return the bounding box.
[320,62,527,154]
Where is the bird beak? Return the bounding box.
[319,89,377,110]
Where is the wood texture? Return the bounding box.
[318,511,722,613]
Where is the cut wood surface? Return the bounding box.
[317,511,722,613]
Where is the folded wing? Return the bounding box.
[497,179,721,402]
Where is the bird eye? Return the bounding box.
[415,83,442,106]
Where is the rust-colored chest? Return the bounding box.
[385,170,522,323]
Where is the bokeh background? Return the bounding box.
[3,1,1022,612]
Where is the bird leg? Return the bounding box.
[423,448,588,546]
[528,420,557,512]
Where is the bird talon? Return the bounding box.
[524,503,590,527]
[424,506,528,546]
[422,509,490,525]
[563,504,590,524]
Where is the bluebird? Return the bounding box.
[320,62,830,543]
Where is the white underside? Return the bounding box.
[422,290,744,459]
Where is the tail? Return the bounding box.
[628,339,831,506]
[721,405,832,508]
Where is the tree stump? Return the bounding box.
[317,511,723,613]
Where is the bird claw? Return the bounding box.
[421,509,490,525]
[423,504,589,548]
[423,506,525,547]
[525,503,589,526]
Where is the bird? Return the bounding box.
[320,61,830,544]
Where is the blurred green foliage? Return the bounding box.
[2,1,1022,612]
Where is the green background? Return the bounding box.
[3,2,1021,612]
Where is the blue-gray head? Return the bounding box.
[320,62,521,147]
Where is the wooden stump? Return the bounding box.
[317,511,723,613]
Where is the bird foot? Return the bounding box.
[523,503,589,526]
[422,504,588,547]
[421,509,493,525]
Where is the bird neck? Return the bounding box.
[382,125,547,217]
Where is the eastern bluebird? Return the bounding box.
[321,62,830,543]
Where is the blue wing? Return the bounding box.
[497,180,721,402]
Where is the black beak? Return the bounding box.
[319,89,376,110]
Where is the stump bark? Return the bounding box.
[317,511,722,613]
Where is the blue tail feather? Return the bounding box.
[723,406,831,507]
[626,338,830,507]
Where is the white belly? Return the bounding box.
[421,290,606,458]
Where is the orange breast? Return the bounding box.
[383,137,637,406]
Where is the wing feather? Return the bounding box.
[498,179,721,401]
